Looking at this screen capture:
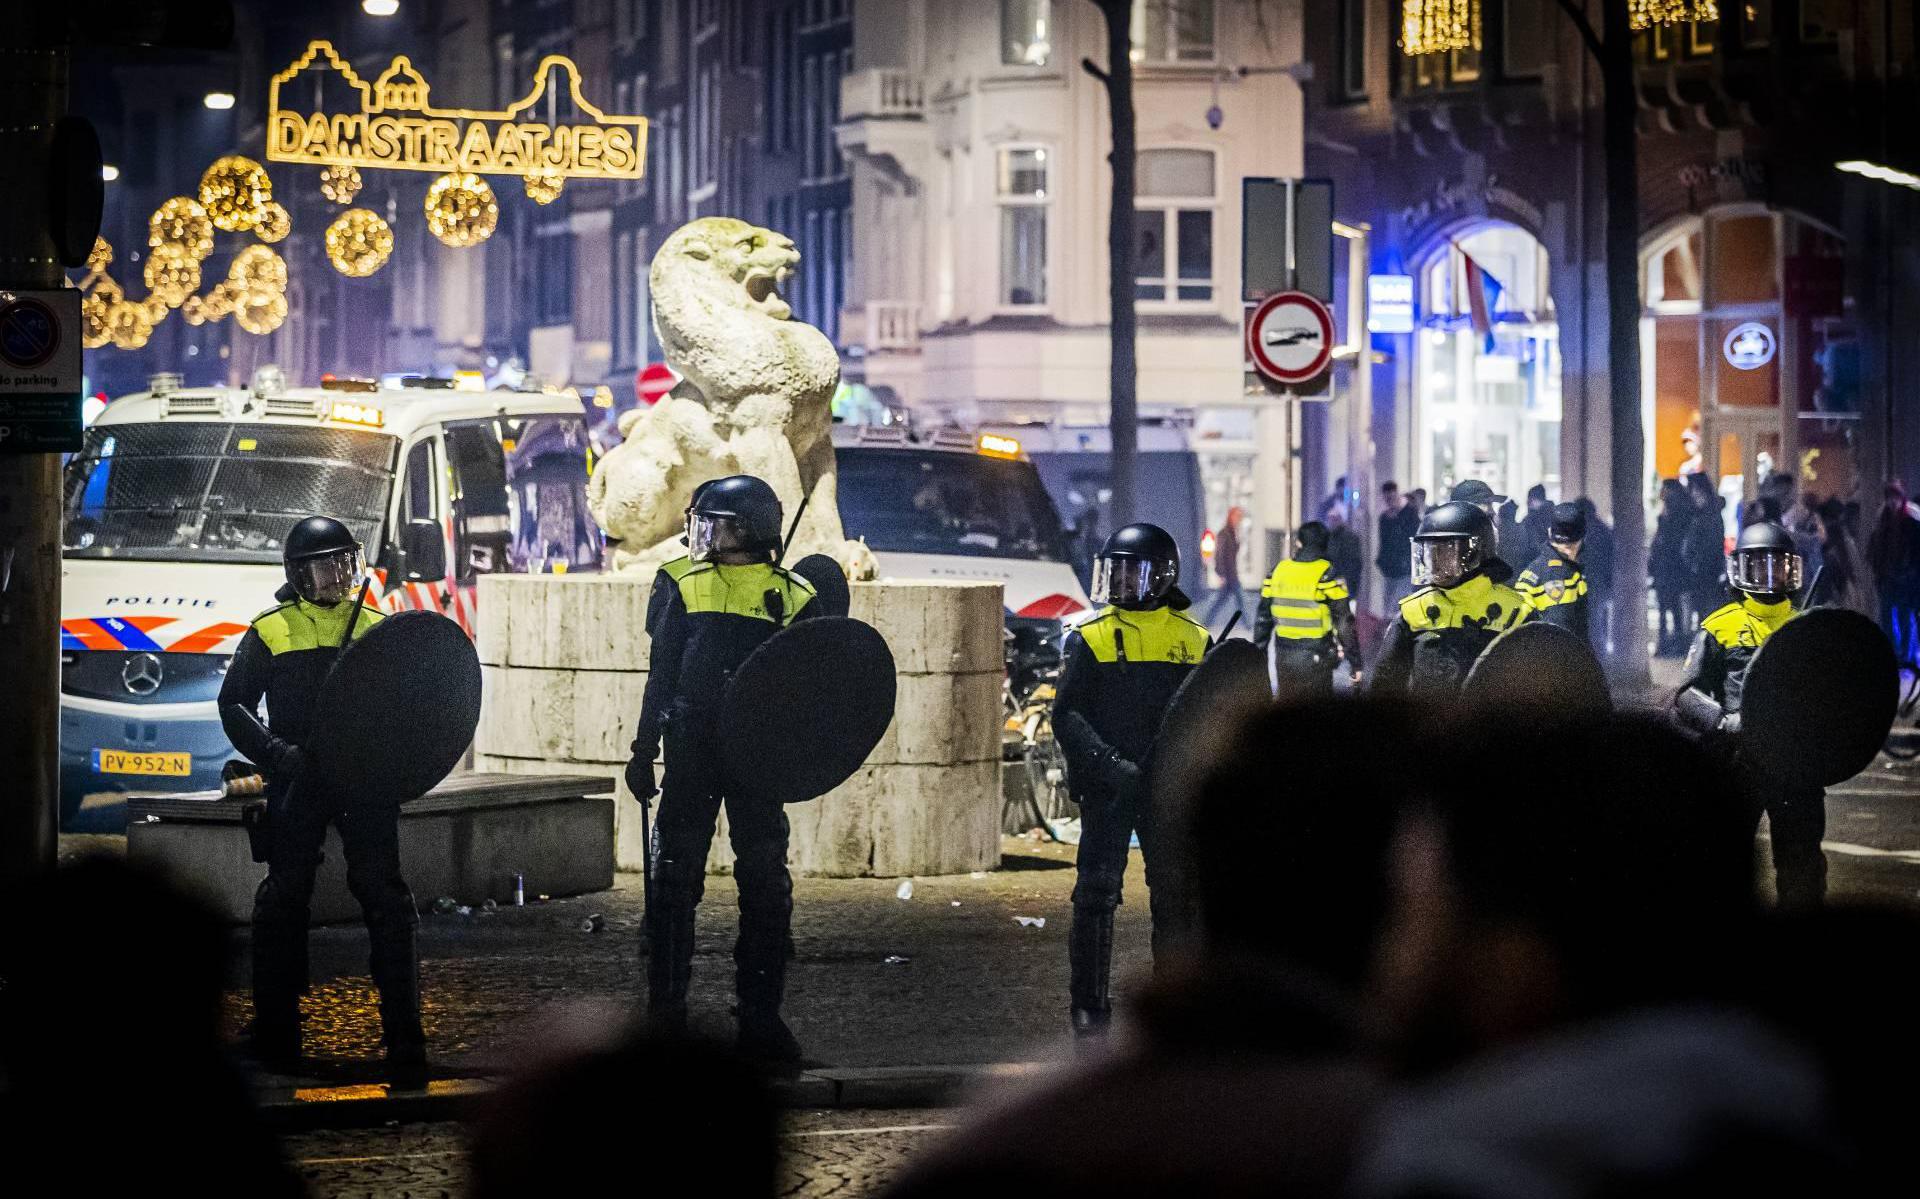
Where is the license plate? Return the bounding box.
[93,749,192,776]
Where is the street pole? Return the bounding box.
[1086,0,1138,527]
[0,21,69,881]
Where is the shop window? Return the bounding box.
[1134,149,1215,303]
[998,147,1049,307]
[1131,0,1215,65]
[1709,213,1778,305]
[1002,0,1051,66]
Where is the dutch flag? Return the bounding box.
[1459,249,1504,353]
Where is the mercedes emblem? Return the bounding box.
[121,652,164,697]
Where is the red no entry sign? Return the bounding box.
[1246,290,1335,386]
[636,362,677,405]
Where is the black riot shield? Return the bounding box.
[718,616,897,804]
[1146,638,1271,804]
[1740,607,1898,788]
[791,553,852,618]
[1462,621,1612,715]
[308,610,483,804]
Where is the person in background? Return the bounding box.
[1683,473,1729,634]
[1203,506,1248,633]
[1867,482,1920,660]
[1651,478,1693,656]
[1808,498,1875,617]
[1575,497,1615,658]
[1258,521,1364,697]
[1514,503,1591,641]
[1515,483,1553,570]
[1324,501,1366,613]
[1376,482,1419,612]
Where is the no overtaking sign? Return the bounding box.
[1246,290,1335,387]
[0,289,84,453]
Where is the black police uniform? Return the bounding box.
[1052,601,1209,1023]
[1681,593,1825,906]
[630,554,817,1029]
[1515,551,1591,640]
[1370,572,1532,697]
[219,587,423,1068]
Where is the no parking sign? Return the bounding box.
[0,289,83,454]
[1245,290,1335,388]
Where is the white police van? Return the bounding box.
[832,423,1091,621]
[59,372,602,828]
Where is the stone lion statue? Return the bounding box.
[588,217,874,579]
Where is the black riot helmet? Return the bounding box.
[1294,520,1330,559]
[1093,523,1181,610]
[1728,520,1801,599]
[1411,501,1494,590]
[283,515,363,606]
[687,474,783,562]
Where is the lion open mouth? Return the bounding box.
[743,267,793,319]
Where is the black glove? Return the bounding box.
[625,754,658,802]
[1103,752,1144,801]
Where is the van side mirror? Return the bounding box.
[402,519,446,581]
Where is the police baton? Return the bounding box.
[777,490,812,566]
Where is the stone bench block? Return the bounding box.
[478,665,645,765]
[850,581,1004,675]
[872,670,1003,766]
[478,574,654,670]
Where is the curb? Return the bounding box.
[256,1062,1044,1131]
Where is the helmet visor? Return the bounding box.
[291,546,363,605]
[1091,557,1172,607]
[1411,536,1479,589]
[1728,547,1801,595]
[687,512,752,562]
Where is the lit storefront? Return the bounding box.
[1412,225,1562,502]
[1642,206,1854,530]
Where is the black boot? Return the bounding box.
[736,925,801,1064]
[249,883,308,1072]
[647,899,697,1030]
[1068,905,1116,1038]
[367,898,427,1087]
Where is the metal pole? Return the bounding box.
[0,21,67,881]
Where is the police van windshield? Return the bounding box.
[62,422,394,564]
[837,448,1069,562]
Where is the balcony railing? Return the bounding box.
[841,68,925,121]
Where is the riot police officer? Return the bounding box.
[1676,521,1825,906]
[1051,523,1210,1038]
[1255,520,1363,697]
[220,516,423,1082]
[1369,501,1533,697]
[627,475,817,1060]
[1515,502,1592,640]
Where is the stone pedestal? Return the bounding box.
[475,574,1003,877]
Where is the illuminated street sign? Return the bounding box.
[267,40,648,181]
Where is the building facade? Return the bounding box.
[1297,0,1920,603]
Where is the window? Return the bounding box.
[1134,149,1214,303]
[1338,0,1367,99]
[802,56,819,177]
[1002,0,1052,66]
[1739,0,1771,48]
[997,147,1049,307]
[804,209,822,325]
[448,418,601,578]
[615,231,633,362]
[1503,0,1548,77]
[1131,0,1214,65]
[401,439,437,528]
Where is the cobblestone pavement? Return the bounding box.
[216,834,1142,1073]
[286,1110,955,1198]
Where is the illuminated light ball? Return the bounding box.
[143,250,202,308]
[181,294,208,327]
[198,155,274,232]
[81,292,113,348]
[106,299,154,350]
[255,201,292,244]
[319,163,363,205]
[229,244,289,293]
[424,172,499,248]
[149,196,216,260]
[523,168,565,205]
[86,236,113,274]
[234,289,289,336]
[326,208,395,277]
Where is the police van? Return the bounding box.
[59,372,602,828]
[832,423,1090,621]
